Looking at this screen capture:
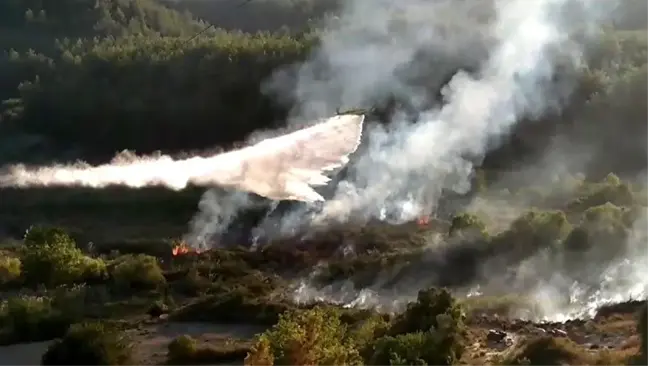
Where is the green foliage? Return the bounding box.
[347,313,390,359]
[0,256,21,286]
[563,202,632,268]
[500,336,588,365]
[368,331,451,365]
[378,287,465,365]
[20,225,107,287]
[567,174,635,212]
[491,210,572,259]
[109,253,166,291]
[167,334,250,365]
[246,306,362,365]
[41,321,133,365]
[233,288,465,366]
[0,287,85,344]
[168,335,198,364]
[449,212,488,239]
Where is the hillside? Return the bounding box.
[0,1,646,365]
[162,0,340,33]
[0,0,208,105]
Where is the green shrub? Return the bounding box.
[449,212,488,237]
[380,287,465,365]
[368,331,451,365]
[20,225,107,287]
[567,174,635,212]
[41,321,133,365]
[173,268,212,296]
[245,336,274,366]
[564,203,631,265]
[448,213,489,239]
[491,210,572,259]
[500,336,589,365]
[109,254,166,291]
[0,256,21,286]
[167,334,250,365]
[347,313,390,359]
[168,335,198,363]
[0,291,83,344]
[171,287,291,325]
[245,306,362,365]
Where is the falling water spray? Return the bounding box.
[0,114,365,204]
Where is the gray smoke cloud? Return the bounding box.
[182,0,619,245]
[290,205,647,321]
[258,0,617,233]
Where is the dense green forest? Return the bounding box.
[0,0,645,178]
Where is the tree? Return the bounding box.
[20,225,106,287]
[245,306,362,365]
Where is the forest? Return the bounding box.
[0,0,646,365]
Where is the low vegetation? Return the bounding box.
[0,174,644,363]
[41,321,133,365]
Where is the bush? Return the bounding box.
[0,290,83,344]
[245,306,362,365]
[567,174,635,212]
[500,336,588,365]
[20,225,107,287]
[563,203,631,268]
[381,287,466,365]
[368,331,450,365]
[168,335,198,364]
[490,210,572,261]
[41,321,133,365]
[167,334,250,365]
[245,336,274,366]
[109,254,166,291]
[173,268,212,297]
[448,213,489,240]
[0,256,21,286]
[171,287,291,325]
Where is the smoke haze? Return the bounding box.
[256,0,618,233]
[262,0,635,322]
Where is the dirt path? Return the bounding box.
[0,322,265,365]
[0,341,53,365]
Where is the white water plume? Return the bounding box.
[0,114,364,203]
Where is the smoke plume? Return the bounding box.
[266,0,632,322]
[258,0,618,232]
[0,114,364,204]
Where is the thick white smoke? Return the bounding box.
[259,0,618,232]
[0,114,364,204]
[269,0,632,322]
[291,206,648,322]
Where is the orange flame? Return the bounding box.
[417,215,430,227]
[172,242,191,256]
